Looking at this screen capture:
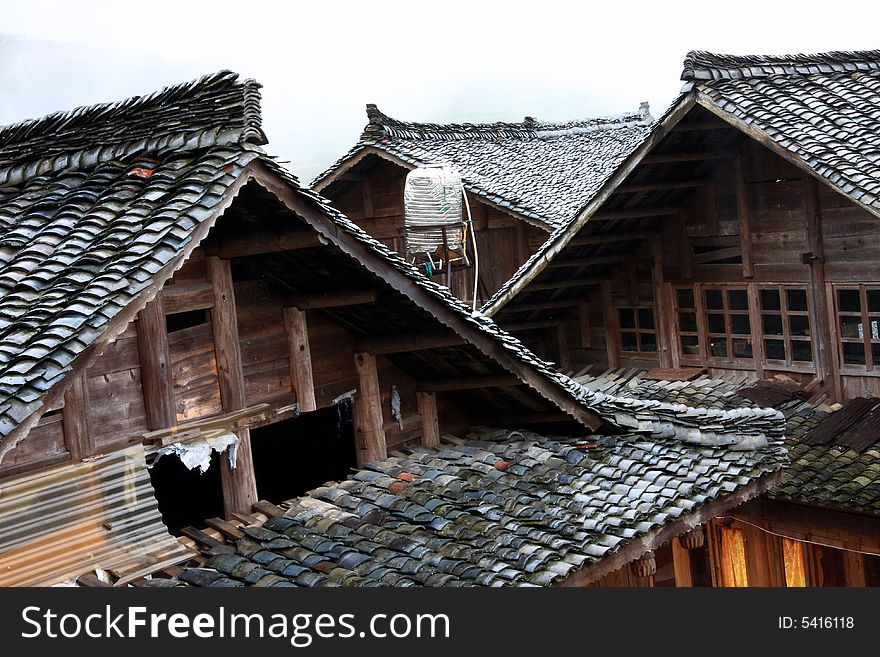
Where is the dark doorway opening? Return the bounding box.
[251,400,356,505]
[148,451,225,535]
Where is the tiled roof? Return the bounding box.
[0,71,788,461]
[312,105,654,230]
[483,49,880,316]
[574,370,880,514]
[683,50,880,213]
[167,425,784,587]
[0,71,266,457]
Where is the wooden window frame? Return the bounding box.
[701,283,754,367]
[616,305,658,357]
[673,282,816,374]
[757,284,815,372]
[833,284,880,374]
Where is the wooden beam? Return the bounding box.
[416,391,440,449]
[591,205,681,221]
[161,281,214,314]
[506,299,582,313]
[671,538,694,587]
[671,119,732,132]
[62,374,93,462]
[568,230,654,247]
[547,254,627,269]
[136,297,176,430]
[284,307,316,413]
[614,179,710,194]
[416,375,520,392]
[641,149,738,165]
[285,289,378,310]
[503,319,562,332]
[353,352,386,464]
[355,331,465,355]
[803,175,836,398]
[207,256,258,517]
[734,155,755,278]
[525,277,603,292]
[203,228,323,259]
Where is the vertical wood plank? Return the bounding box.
[579,302,592,349]
[136,298,176,430]
[671,538,694,587]
[556,323,572,372]
[626,258,639,307]
[734,156,755,278]
[62,374,93,462]
[354,351,386,464]
[416,391,440,449]
[747,283,765,379]
[652,239,673,368]
[803,175,836,398]
[678,212,693,280]
[602,280,620,369]
[361,180,374,218]
[844,551,867,587]
[284,307,317,413]
[207,256,258,516]
[705,182,718,235]
[515,222,530,265]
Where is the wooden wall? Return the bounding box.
[328,158,545,305]
[0,245,472,481]
[515,131,880,399]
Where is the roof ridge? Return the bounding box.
[361,103,652,142]
[0,70,266,187]
[682,49,880,82]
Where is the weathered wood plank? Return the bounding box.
[136,297,176,430]
[416,392,440,449]
[62,374,92,462]
[734,155,755,278]
[207,256,258,517]
[285,289,378,310]
[354,352,386,465]
[284,307,316,413]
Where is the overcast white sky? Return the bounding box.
[2,1,879,183]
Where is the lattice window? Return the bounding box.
[834,285,880,370]
[703,286,753,362]
[617,307,657,353]
[759,286,813,365]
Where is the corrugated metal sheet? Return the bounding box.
[0,444,193,586]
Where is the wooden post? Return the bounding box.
[734,155,755,278]
[361,180,375,218]
[602,280,620,369]
[284,307,317,413]
[416,391,440,449]
[207,256,258,517]
[747,283,765,379]
[354,352,386,464]
[62,374,93,462]
[136,297,176,430]
[671,538,694,587]
[578,302,592,349]
[705,182,718,235]
[803,175,837,398]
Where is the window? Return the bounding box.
[674,283,815,371]
[676,288,701,361]
[760,286,813,365]
[617,306,657,354]
[704,286,752,362]
[834,286,880,370]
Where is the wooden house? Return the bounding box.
[482,50,880,586]
[312,104,653,306]
[0,72,786,587]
